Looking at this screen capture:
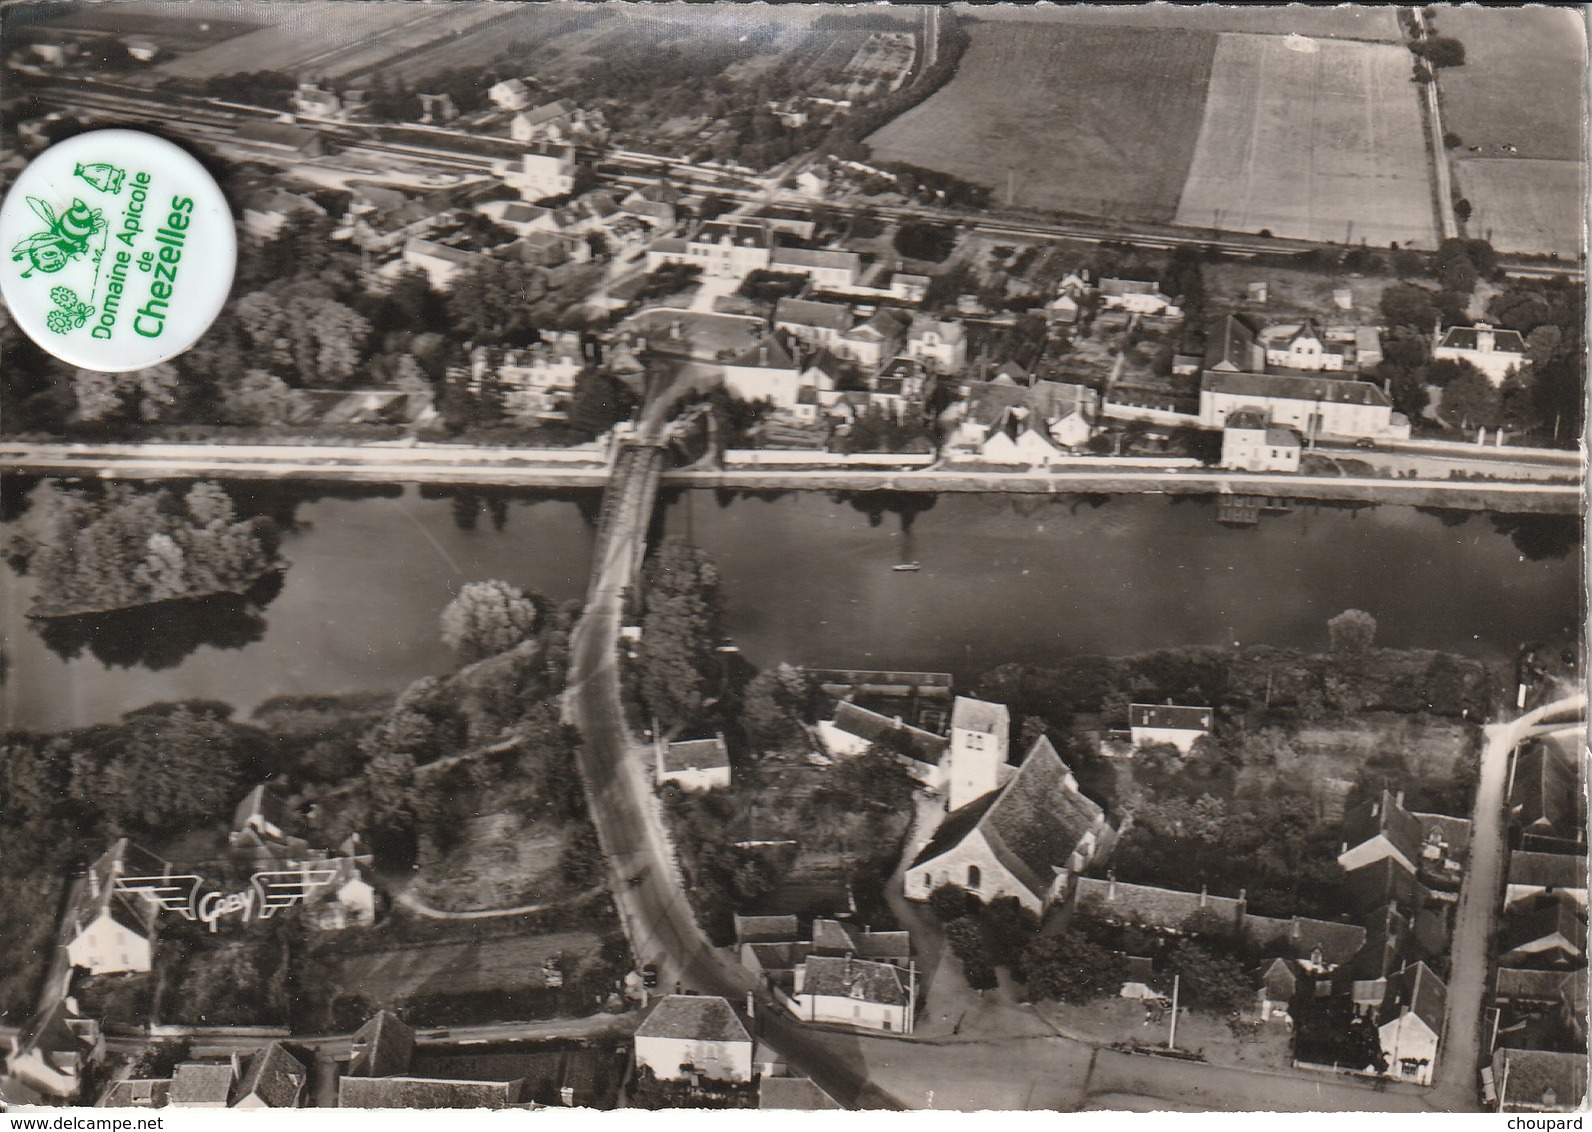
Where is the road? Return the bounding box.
[1411,8,1460,241]
[1430,691,1587,1110]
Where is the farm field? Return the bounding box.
[1435,6,1587,162]
[149,2,437,79]
[31,3,260,49]
[1175,33,1436,247]
[956,3,1402,42]
[866,22,1218,222]
[1456,159,1587,260]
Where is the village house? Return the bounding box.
[1376,961,1448,1086]
[240,187,326,244]
[1099,278,1181,318]
[792,168,829,199]
[633,995,754,1083]
[1510,740,1585,851]
[1219,409,1302,473]
[790,954,914,1034]
[236,120,325,157]
[390,237,491,291]
[348,1010,416,1078]
[648,220,772,279]
[722,336,803,409]
[65,839,159,976]
[1492,1048,1589,1112]
[292,82,341,119]
[811,918,911,967]
[170,1059,242,1107]
[814,700,950,786]
[232,783,288,846]
[1205,314,1265,373]
[775,298,854,349]
[1506,851,1587,910]
[488,77,533,111]
[907,735,1108,915]
[1355,326,1384,370]
[834,308,911,371]
[770,246,863,291]
[343,186,450,252]
[232,1043,309,1109]
[1432,322,1526,385]
[904,315,967,375]
[946,378,1099,463]
[1199,370,1410,442]
[1261,319,1347,373]
[339,1076,529,1109]
[478,199,559,238]
[471,336,584,419]
[620,184,680,231]
[656,734,732,792]
[1499,895,1586,967]
[510,100,576,143]
[99,1078,171,1108]
[493,143,577,202]
[1128,703,1213,754]
[1338,790,1427,874]
[861,357,933,423]
[8,1001,104,1100]
[760,1076,841,1110]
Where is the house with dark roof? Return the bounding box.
[810,918,911,967]
[1128,703,1213,754]
[65,840,159,976]
[816,700,949,784]
[98,1078,171,1108]
[348,1010,415,1078]
[1205,313,1264,373]
[835,308,911,370]
[1220,408,1301,473]
[241,187,327,243]
[1506,851,1588,910]
[1510,741,1584,848]
[338,1076,529,1108]
[633,995,753,1083]
[1244,915,1367,973]
[232,1042,308,1109]
[1493,1048,1589,1113]
[791,954,914,1033]
[1200,370,1408,442]
[946,379,1099,461]
[1499,895,1586,967]
[1494,965,1585,1008]
[1073,875,1245,936]
[906,736,1108,915]
[770,246,861,290]
[1432,322,1526,385]
[1255,956,1302,1021]
[656,734,731,792]
[232,783,289,846]
[510,100,577,143]
[1099,278,1180,317]
[722,335,803,410]
[1377,961,1447,1085]
[760,1075,841,1109]
[170,1059,241,1107]
[8,1000,105,1100]
[1338,791,1426,875]
[775,298,855,349]
[734,914,800,946]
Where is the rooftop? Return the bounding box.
[798,954,909,1006]
[733,913,799,946]
[1203,370,1390,408]
[1129,703,1213,732]
[635,995,751,1044]
[1073,876,1243,933]
[951,695,1008,735]
[1493,1048,1588,1111]
[169,1062,236,1106]
[775,298,854,333]
[1437,323,1526,354]
[235,1043,307,1108]
[827,701,948,765]
[1381,960,1447,1034]
[770,246,862,274]
[1509,850,1587,891]
[1341,790,1426,868]
[338,1076,524,1109]
[348,1010,415,1078]
[760,1076,841,1110]
[661,735,730,773]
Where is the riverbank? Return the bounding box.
[1,445,1580,512]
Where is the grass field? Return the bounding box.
[1456,158,1586,260]
[1435,6,1587,162]
[151,2,434,79]
[866,22,1218,222]
[957,3,1402,41]
[1176,33,1436,247]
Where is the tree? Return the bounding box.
[1453,197,1472,224]
[1412,36,1466,67]
[1020,931,1124,1003]
[567,370,638,439]
[1379,282,1439,331]
[1166,942,1253,1015]
[828,747,915,811]
[740,662,809,751]
[439,580,539,662]
[220,370,311,427]
[929,883,974,922]
[1440,368,1503,430]
[71,364,180,423]
[1328,609,1377,656]
[1434,239,1479,294]
[70,707,241,832]
[1423,357,1484,389]
[635,541,721,731]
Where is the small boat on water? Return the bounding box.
[892,561,921,572]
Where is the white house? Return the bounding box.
[392,238,490,291]
[476,336,585,419]
[634,996,753,1083]
[1377,962,1447,1086]
[947,379,1098,463]
[478,199,559,238]
[1099,278,1181,318]
[793,169,829,199]
[1262,319,1347,373]
[1432,322,1526,386]
[790,955,913,1034]
[770,246,862,291]
[774,298,854,349]
[493,144,577,202]
[510,100,576,143]
[1219,410,1301,473]
[65,840,158,976]
[722,337,803,409]
[488,77,532,111]
[1128,703,1213,754]
[301,846,379,932]
[946,695,1008,812]
[835,309,910,371]
[656,734,731,792]
[906,735,1108,916]
[904,315,967,375]
[647,220,772,280]
[232,784,288,845]
[240,188,326,244]
[1200,371,1409,442]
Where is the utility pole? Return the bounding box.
[1167,974,1181,1049]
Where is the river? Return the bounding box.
[1,480,1581,731]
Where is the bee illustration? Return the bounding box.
[10,197,106,278]
[45,286,95,335]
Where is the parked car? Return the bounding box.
[1353,437,1380,450]
[640,963,659,990]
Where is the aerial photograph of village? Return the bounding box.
[0,0,1585,1116]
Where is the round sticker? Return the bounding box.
[0,129,235,373]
